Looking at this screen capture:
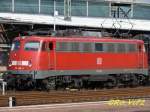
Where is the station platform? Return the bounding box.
[0,100,150,112]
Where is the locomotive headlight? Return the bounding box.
[21,60,32,67]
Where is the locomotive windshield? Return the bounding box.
[11,41,20,51]
[24,41,40,51]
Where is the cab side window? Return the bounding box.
[41,42,46,51]
[95,43,103,52]
[128,44,137,52]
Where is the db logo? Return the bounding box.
[97,57,103,65]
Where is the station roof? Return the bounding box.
[86,0,150,4]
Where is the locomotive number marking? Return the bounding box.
[97,58,103,65]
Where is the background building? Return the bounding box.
[0,0,150,43]
[0,0,150,36]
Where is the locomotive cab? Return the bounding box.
[9,38,40,71]
[6,36,56,89]
[7,37,43,89]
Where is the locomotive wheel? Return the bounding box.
[105,77,117,89]
[69,79,83,89]
[7,78,16,90]
[42,78,56,91]
[16,79,25,90]
[27,80,35,90]
[130,75,139,87]
[105,81,115,89]
[138,75,147,85]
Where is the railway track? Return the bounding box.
[1,87,150,107]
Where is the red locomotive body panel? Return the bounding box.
[7,36,148,80]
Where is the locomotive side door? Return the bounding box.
[138,44,144,69]
[48,41,56,70]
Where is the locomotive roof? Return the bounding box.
[14,36,144,44]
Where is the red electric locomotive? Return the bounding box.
[6,35,149,90]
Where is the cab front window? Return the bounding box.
[24,41,40,51]
[11,41,20,51]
